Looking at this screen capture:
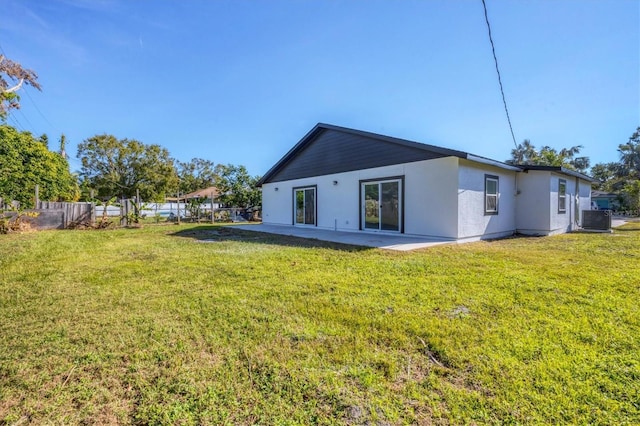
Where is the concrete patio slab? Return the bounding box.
[233,224,453,251]
[611,217,629,228]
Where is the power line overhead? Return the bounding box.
[481,0,518,149]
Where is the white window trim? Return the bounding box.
[293,186,317,226]
[558,179,567,213]
[360,178,403,233]
[485,175,499,215]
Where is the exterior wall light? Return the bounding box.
[333,180,338,186]
[275,187,279,191]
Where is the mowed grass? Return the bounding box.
[1,223,639,425]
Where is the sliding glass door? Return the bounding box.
[361,179,401,232]
[294,187,316,226]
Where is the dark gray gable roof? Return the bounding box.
[258,123,517,185]
[519,165,594,182]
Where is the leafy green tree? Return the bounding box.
[590,162,621,191]
[623,180,640,211]
[39,133,49,148]
[77,134,178,202]
[0,124,78,207]
[618,127,640,178]
[213,164,261,208]
[0,55,41,120]
[591,127,640,210]
[507,140,589,172]
[176,158,216,194]
[59,133,67,158]
[570,156,591,173]
[507,139,537,165]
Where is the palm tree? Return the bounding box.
[508,140,586,171]
[618,127,640,178]
[507,139,538,165]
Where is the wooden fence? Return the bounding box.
[1,200,96,230]
[0,198,20,210]
[2,197,261,229]
[35,201,95,228]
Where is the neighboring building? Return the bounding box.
[591,190,621,211]
[258,123,593,242]
[183,186,220,200]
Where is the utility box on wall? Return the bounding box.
[582,210,612,231]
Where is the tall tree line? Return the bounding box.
[77,134,261,208]
[590,127,640,211]
[2,54,262,209]
[506,140,590,172]
[0,126,262,209]
[505,128,640,211]
[0,125,78,208]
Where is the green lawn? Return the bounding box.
[1,223,639,425]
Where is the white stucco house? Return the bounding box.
[257,123,593,242]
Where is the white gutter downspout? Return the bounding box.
[575,176,580,230]
[514,172,520,234]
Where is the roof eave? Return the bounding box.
[520,165,594,182]
[465,154,522,171]
[258,122,534,185]
[257,124,326,186]
[258,123,473,185]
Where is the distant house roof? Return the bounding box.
[183,186,219,199]
[258,123,520,186]
[166,186,219,201]
[518,165,594,182]
[591,190,618,198]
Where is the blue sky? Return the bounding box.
[2,0,638,176]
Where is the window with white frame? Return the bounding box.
[558,179,567,213]
[485,175,499,214]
